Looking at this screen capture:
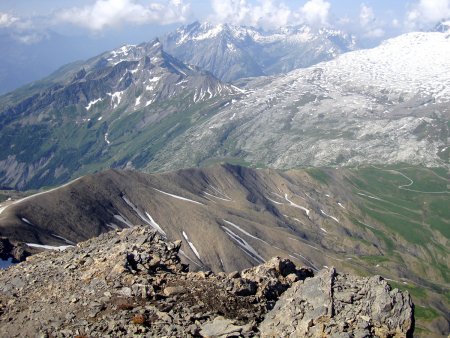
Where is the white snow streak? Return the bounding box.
[145,211,166,237]
[222,226,264,264]
[320,209,339,223]
[0,177,83,215]
[121,195,166,236]
[153,188,204,205]
[113,214,133,228]
[284,194,310,216]
[85,98,103,110]
[223,220,269,245]
[179,250,202,267]
[26,243,73,251]
[21,218,34,226]
[51,234,75,245]
[182,231,201,260]
[135,96,141,106]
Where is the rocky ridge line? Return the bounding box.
[0,226,414,337]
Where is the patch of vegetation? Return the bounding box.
[362,206,430,245]
[414,306,440,322]
[388,281,427,300]
[358,255,390,264]
[306,168,330,184]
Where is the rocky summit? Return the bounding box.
[0,226,413,337]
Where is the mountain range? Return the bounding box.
[1,26,449,190]
[162,21,357,82]
[153,30,450,172]
[0,39,241,189]
[0,21,449,337]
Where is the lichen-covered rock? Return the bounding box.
[259,267,414,338]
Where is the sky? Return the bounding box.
[1,0,449,45]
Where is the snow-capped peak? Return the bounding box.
[319,31,450,102]
[434,20,450,33]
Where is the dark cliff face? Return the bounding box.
[0,226,414,337]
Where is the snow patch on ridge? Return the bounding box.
[153,188,204,205]
[182,231,201,260]
[26,243,73,251]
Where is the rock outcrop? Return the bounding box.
[0,226,414,337]
[259,268,414,337]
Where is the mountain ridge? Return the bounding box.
[162,21,357,82]
[0,40,241,190]
[150,30,450,172]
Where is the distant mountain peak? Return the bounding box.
[162,21,357,82]
[434,19,450,33]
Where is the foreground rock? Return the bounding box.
[0,226,414,337]
[260,268,414,337]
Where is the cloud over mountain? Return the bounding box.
[56,0,190,31]
[210,0,331,29]
[407,0,450,27]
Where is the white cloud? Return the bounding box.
[211,0,330,29]
[56,0,190,31]
[358,4,385,38]
[359,4,374,27]
[0,12,19,27]
[211,0,291,28]
[364,27,385,38]
[406,0,450,27]
[300,0,330,26]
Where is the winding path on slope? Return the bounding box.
[371,165,450,194]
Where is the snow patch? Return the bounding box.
[26,243,73,251]
[121,195,166,236]
[284,194,310,216]
[320,209,339,223]
[222,226,264,264]
[21,218,34,226]
[223,220,269,245]
[182,231,201,260]
[113,214,133,228]
[153,188,204,205]
[85,98,103,110]
[135,96,141,106]
[107,91,124,109]
[51,234,75,245]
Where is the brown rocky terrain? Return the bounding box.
[0,226,414,337]
[0,164,448,336]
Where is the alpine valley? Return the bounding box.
[0,21,449,338]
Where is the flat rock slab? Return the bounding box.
[200,316,244,337]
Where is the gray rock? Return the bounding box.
[200,316,244,337]
[259,267,414,338]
